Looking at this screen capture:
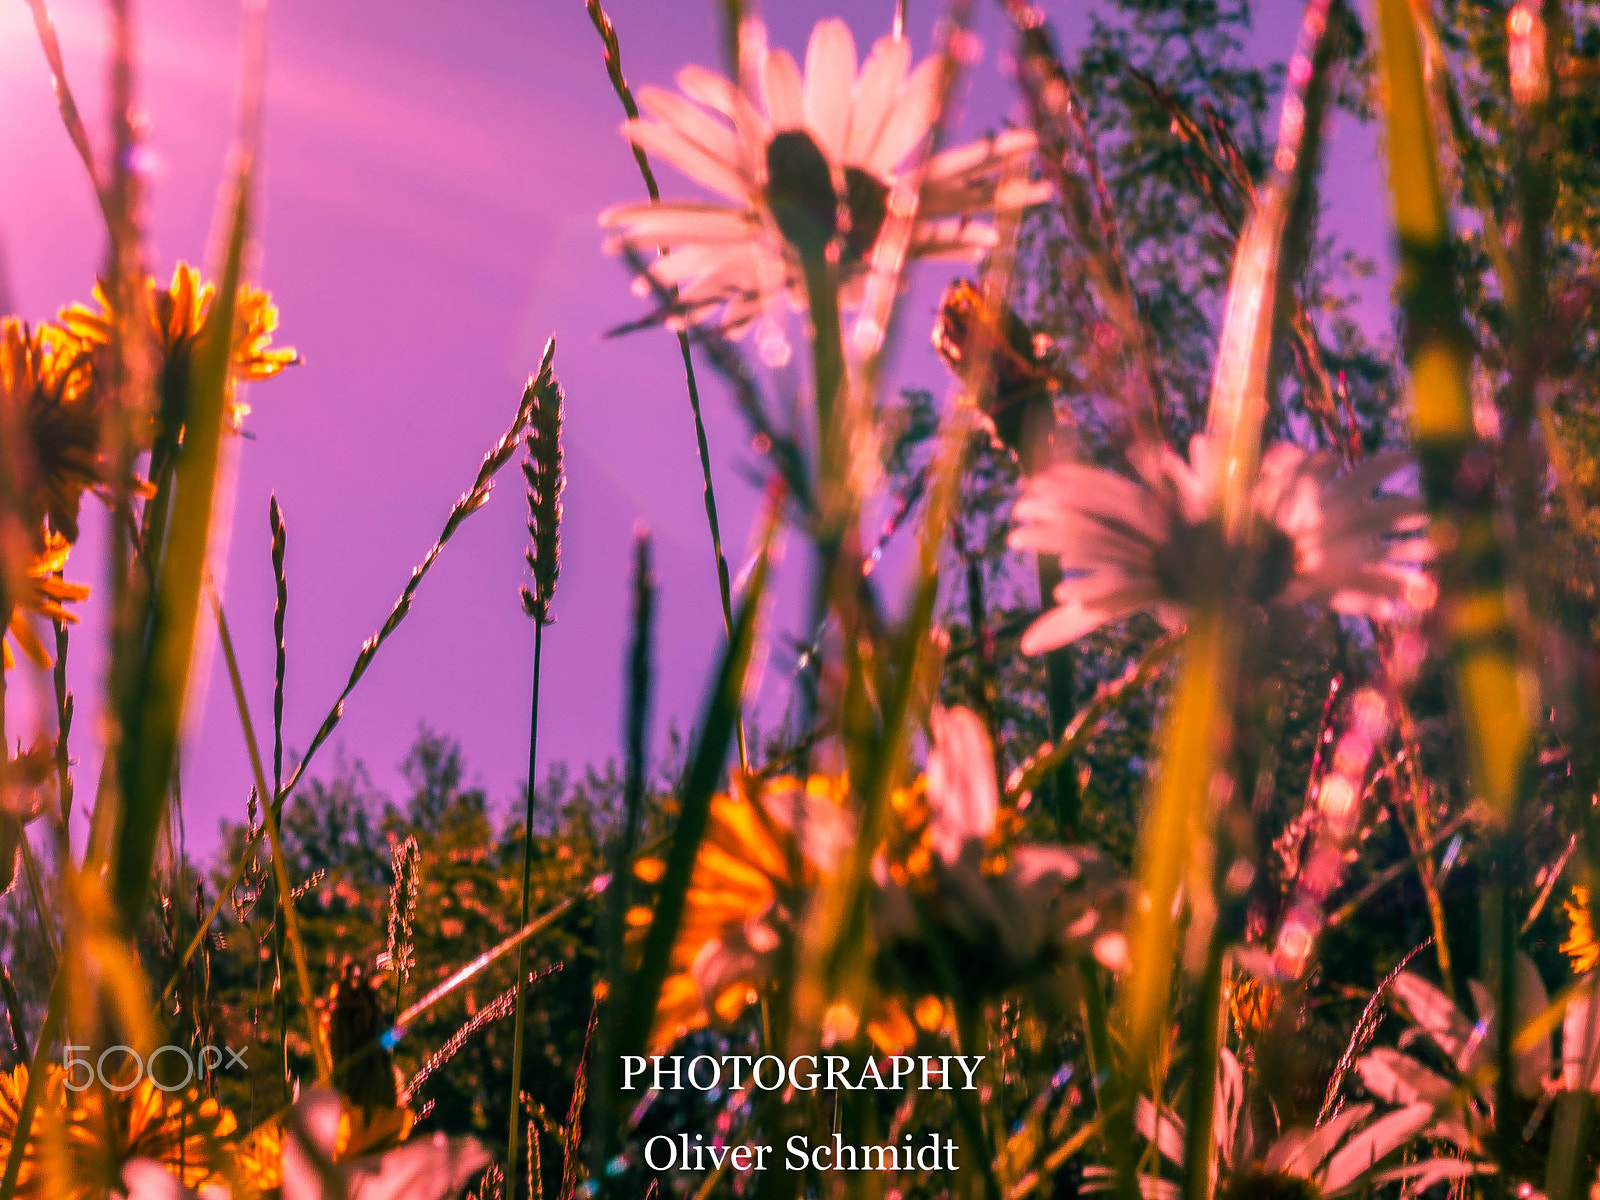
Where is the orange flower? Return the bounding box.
[1564,886,1598,975]
[0,318,103,542]
[58,263,298,434]
[3,531,90,671]
[0,1065,237,1200]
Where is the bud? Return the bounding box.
[932,279,1062,468]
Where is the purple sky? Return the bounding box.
[0,0,1389,858]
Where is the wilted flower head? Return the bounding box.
[58,263,299,434]
[600,17,1048,337]
[871,706,1130,1003]
[1009,436,1434,654]
[932,278,1061,463]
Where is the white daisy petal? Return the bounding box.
[803,18,857,161]
[926,706,999,860]
[762,48,806,128]
[847,35,911,163]
[1321,1104,1435,1194]
[677,64,741,118]
[624,120,749,203]
[867,54,942,172]
[1018,586,1156,654]
[601,201,758,243]
[639,86,748,181]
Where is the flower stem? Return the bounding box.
[507,617,546,1200]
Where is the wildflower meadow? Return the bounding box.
[1,2,1599,1200]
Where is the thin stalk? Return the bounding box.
[1078,959,1133,1181]
[18,836,59,971]
[269,495,291,1100]
[581,0,744,767]
[1035,555,1080,835]
[51,618,73,829]
[208,585,332,1081]
[506,619,546,1200]
[0,965,28,1062]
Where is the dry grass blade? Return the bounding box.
[24,0,112,225]
[270,495,288,792]
[594,533,655,1111]
[277,358,544,803]
[1004,0,1167,437]
[406,964,563,1105]
[1004,631,1183,804]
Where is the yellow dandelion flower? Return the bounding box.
[1564,886,1598,975]
[0,1064,53,1195]
[59,1078,237,1199]
[0,319,104,543]
[4,531,91,671]
[230,1123,284,1197]
[58,262,299,434]
[0,1066,236,1200]
[637,772,851,1050]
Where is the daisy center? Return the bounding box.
[765,130,891,266]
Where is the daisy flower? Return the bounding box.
[1356,956,1600,1190]
[632,773,858,1050]
[1087,1048,1456,1200]
[600,17,1049,337]
[58,263,299,437]
[870,706,1131,1003]
[1009,436,1434,654]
